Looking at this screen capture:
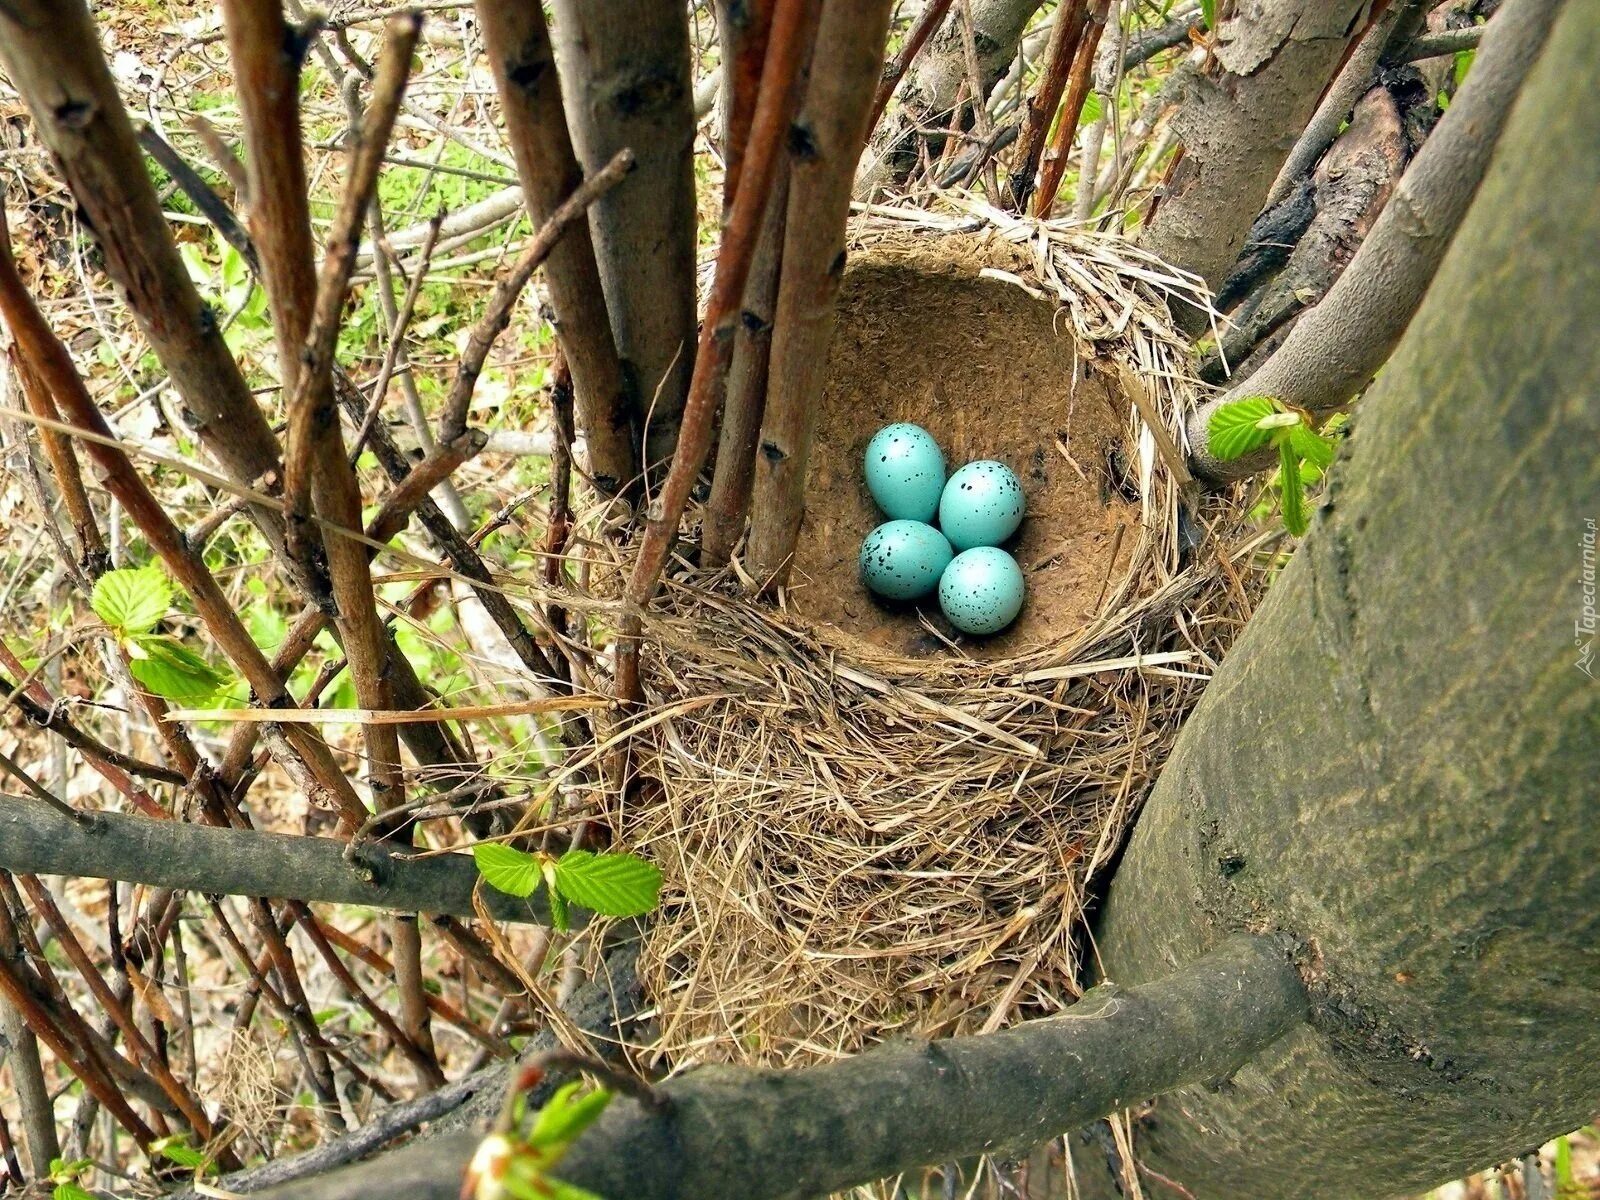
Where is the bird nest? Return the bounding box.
[566,201,1261,1071]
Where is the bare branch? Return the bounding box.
[0,801,553,925]
[439,148,636,443]
[253,937,1307,1200]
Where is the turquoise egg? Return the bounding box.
[938,460,1025,550]
[864,424,946,521]
[938,546,1025,635]
[859,520,954,601]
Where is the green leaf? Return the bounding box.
[92,566,172,635]
[528,1081,613,1150]
[553,850,662,919]
[151,1135,213,1173]
[1278,440,1309,536]
[1288,423,1336,470]
[473,843,540,898]
[548,884,570,933]
[128,636,231,702]
[1199,0,1217,30]
[1206,397,1278,461]
[542,1179,607,1200]
[53,1184,97,1200]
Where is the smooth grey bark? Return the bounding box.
[855,0,1045,198]
[1188,0,1560,480]
[0,995,59,1175]
[1139,0,1370,329]
[1095,7,1600,1196]
[256,936,1307,1200]
[0,801,551,925]
[549,0,699,475]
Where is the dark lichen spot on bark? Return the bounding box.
[1218,852,1247,878]
[761,440,788,463]
[610,68,685,118]
[53,99,94,130]
[788,121,820,161]
[829,249,848,278]
[506,54,549,94]
[740,308,772,335]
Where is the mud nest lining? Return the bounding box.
[568,202,1261,1071]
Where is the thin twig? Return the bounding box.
[439,148,636,442]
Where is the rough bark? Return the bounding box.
[1095,8,1600,1196]
[255,936,1308,1200]
[743,0,894,587]
[1188,0,1559,480]
[0,801,553,926]
[1261,0,1417,210]
[549,0,699,475]
[1139,0,1371,329]
[856,0,1045,198]
[1205,85,1407,380]
[474,0,638,496]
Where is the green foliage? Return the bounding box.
[1199,0,1217,31]
[552,851,663,920]
[466,1084,612,1200]
[474,844,662,932]
[91,565,170,635]
[49,1157,96,1200]
[150,1134,216,1176]
[92,565,234,703]
[1207,398,1343,537]
[473,842,541,898]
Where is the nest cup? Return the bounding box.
[592,203,1257,1070]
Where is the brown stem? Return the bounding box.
[288,902,446,1086]
[9,348,107,575]
[1031,0,1112,215]
[474,0,638,497]
[1005,0,1091,213]
[14,874,229,1155]
[0,0,283,491]
[615,0,824,701]
[718,0,776,211]
[439,148,636,442]
[865,0,956,137]
[742,0,897,589]
[315,920,514,1056]
[700,160,788,567]
[0,897,159,1150]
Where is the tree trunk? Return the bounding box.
[549,0,699,477]
[475,0,639,497]
[1093,7,1600,1196]
[1139,0,1371,328]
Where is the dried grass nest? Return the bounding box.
[573,201,1264,1071]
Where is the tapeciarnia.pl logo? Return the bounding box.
[1579,517,1597,678]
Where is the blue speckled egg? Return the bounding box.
[938,460,1025,550]
[938,546,1025,635]
[864,424,946,521]
[859,520,954,601]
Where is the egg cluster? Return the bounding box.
[858,423,1026,636]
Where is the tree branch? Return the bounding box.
[1189,0,1561,481]
[255,936,1307,1200]
[0,801,552,926]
